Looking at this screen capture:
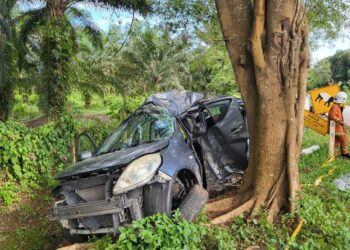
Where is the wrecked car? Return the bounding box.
[49,90,249,242]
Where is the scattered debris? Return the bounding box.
[301,145,320,155]
[334,174,350,191]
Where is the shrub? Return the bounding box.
[0,114,77,188]
[0,182,20,206]
[91,211,239,250]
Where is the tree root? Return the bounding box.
[206,189,252,218]
[211,198,255,225]
[267,187,286,223]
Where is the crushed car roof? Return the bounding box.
[146,90,206,116]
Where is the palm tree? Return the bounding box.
[111,26,191,96]
[0,0,17,122]
[19,0,150,117]
[70,31,109,109]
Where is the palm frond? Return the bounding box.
[17,7,47,70]
[67,7,102,49]
[75,0,151,15]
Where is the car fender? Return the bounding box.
[158,133,202,185]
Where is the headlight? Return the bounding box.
[113,153,162,195]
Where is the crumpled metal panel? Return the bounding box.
[146,90,205,116]
[56,140,168,179]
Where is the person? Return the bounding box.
[329,92,350,158]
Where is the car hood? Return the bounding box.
[56,140,169,180]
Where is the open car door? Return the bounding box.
[198,98,249,180]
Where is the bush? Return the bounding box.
[92,211,239,250]
[0,114,77,188]
[0,182,20,206]
[107,95,145,121]
[92,212,207,250]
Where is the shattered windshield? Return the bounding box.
[97,104,175,154]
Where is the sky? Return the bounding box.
[18,1,349,63]
[85,7,350,63]
[312,37,350,63]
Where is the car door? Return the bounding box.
[201,98,249,178]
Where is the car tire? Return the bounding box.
[178,184,208,221]
[144,181,208,222]
[63,228,88,244]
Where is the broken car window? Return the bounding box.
[206,100,231,124]
[97,104,175,154]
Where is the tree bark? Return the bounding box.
[212,0,310,223]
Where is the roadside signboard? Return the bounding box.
[304,110,329,136]
[310,85,341,114]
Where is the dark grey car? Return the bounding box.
[49,90,249,241]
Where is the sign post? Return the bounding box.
[328,121,336,158]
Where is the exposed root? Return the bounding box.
[211,198,255,225]
[206,189,252,218]
[267,186,287,223]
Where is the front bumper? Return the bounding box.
[49,189,143,235]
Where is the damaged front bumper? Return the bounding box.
[49,188,143,235]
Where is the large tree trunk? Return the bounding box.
[209,0,310,223]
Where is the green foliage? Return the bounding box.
[306,0,350,45]
[0,182,20,206]
[188,43,238,95]
[329,49,350,83]
[307,58,332,89]
[106,95,146,120]
[0,115,77,188]
[295,193,350,249]
[93,211,209,250]
[116,211,206,250]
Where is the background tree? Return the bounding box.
[102,24,192,99]
[0,0,17,121]
[305,0,350,47]
[329,49,350,83]
[307,58,332,89]
[19,0,150,117]
[70,31,107,109]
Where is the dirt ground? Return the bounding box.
[0,189,69,250]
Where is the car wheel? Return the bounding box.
[178,184,208,221]
[144,176,208,222]
[63,228,88,244]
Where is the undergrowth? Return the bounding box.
[91,129,350,249]
[0,114,119,206]
[1,107,349,249]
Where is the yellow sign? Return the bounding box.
[310,85,340,114]
[304,110,329,136]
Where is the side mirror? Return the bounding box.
[80,151,93,161]
[76,132,97,162]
